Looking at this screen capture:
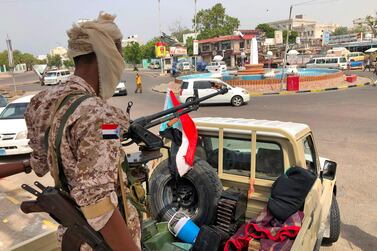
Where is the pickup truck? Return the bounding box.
[149,117,340,251]
[9,117,340,251]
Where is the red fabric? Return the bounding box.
[169,91,197,166]
[224,207,304,251]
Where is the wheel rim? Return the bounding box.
[233,96,242,106]
[163,177,199,217]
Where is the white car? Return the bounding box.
[0,95,33,156]
[44,70,71,85]
[205,61,227,73]
[113,81,127,96]
[178,78,250,107]
[306,57,348,70]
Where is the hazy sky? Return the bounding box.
[0,0,376,55]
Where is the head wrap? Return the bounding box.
[67,12,125,99]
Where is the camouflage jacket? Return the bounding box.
[25,75,141,250]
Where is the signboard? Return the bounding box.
[274,30,283,44]
[6,38,13,67]
[322,31,330,45]
[169,46,187,56]
[193,40,199,55]
[264,38,275,46]
[155,41,166,58]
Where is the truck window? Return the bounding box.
[197,135,284,180]
[303,135,317,173]
[181,81,189,89]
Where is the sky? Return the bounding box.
[0,0,376,55]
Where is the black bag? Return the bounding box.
[267,166,316,222]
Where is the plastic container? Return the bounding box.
[168,212,200,244]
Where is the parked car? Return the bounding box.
[306,57,347,70]
[178,78,249,107]
[0,95,8,114]
[0,95,33,156]
[347,52,365,62]
[113,81,127,96]
[151,117,340,250]
[206,61,227,72]
[44,70,71,85]
[177,62,191,71]
[148,62,160,69]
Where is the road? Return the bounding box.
[0,70,376,250]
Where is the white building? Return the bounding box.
[49,46,68,61]
[267,15,339,41]
[122,35,141,47]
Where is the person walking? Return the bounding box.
[363,56,371,71]
[135,72,142,93]
[25,12,140,251]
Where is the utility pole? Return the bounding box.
[158,0,162,36]
[194,0,198,72]
[6,35,17,93]
[280,5,293,91]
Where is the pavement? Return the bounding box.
[0,69,376,250]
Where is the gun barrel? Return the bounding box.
[135,88,228,126]
[0,161,31,179]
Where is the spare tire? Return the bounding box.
[149,159,222,226]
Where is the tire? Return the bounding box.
[322,196,340,244]
[149,159,222,226]
[186,97,194,103]
[231,95,243,107]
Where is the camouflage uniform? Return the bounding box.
[25,75,141,250]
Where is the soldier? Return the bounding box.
[25,12,140,251]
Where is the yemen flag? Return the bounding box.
[160,89,197,177]
[102,124,120,139]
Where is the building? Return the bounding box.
[182,32,198,44]
[198,30,257,67]
[267,15,338,41]
[49,46,68,61]
[37,55,47,61]
[122,35,141,47]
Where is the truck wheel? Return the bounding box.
[149,159,222,226]
[231,95,243,107]
[323,196,340,244]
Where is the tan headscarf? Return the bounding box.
[67,12,125,99]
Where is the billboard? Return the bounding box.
[274,30,283,44]
[193,40,199,55]
[155,42,166,58]
[322,31,331,45]
[169,46,187,56]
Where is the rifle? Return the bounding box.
[0,87,228,250]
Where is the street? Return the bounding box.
[0,70,376,250]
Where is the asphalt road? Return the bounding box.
[0,70,376,250]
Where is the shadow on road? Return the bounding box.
[340,222,377,250]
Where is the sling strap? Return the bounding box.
[47,93,92,191]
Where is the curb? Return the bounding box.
[249,82,375,97]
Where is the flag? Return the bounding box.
[160,89,197,176]
[101,124,120,139]
[6,37,13,67]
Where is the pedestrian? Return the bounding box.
[25,12,140,251]
[363,56,371,71]
[135,72,142,93]
[374,58,377,75]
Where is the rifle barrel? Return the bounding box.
[0,161,31,179]
[135,88,228,126]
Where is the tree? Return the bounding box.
[140,38,159,60]
[332,26,349,36]
[256,23,276,38]
[47,54,62,68]
[63,59,74,68]
[186,37,193,55]
[365,14,377,36]
[123,42,142,70]
[169,21,193,43]
[195,3,240,40]
[283,30,299,44]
